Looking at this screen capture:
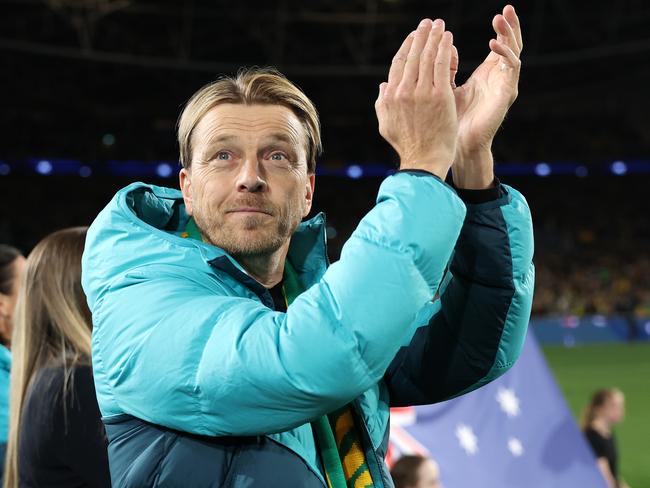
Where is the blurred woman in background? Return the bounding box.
[3,228,110,488]
[0,245,25,476]
[583,388,629,488]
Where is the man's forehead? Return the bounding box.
[194,103,305,145]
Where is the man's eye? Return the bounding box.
[215,152,231,161]
[269,153,287,161]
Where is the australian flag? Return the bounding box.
[388,332,607,487]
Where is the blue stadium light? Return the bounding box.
[156,162,173,178]
[346,164,363,179]
[575,165,588,178]
[0,163,10,175]
[102,133,116,147]
[36,159,53,175]
[79,166,92,178]
[610,160,627,175]
[534,162,551,177]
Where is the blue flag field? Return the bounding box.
[388,333,607,487]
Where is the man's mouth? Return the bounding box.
[227,207,272,216]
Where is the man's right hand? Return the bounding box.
[375,19,458,180]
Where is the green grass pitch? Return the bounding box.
[542,342,650,488]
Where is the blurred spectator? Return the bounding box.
[0,245,25,479]
[3,228,110,488]
[0,245,25,347]
[582,388,630,488]
[391,454,443,488]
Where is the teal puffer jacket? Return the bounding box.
[82,172,535,487]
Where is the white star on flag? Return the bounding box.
[496,387,521,417]
[508,437,524,457]
[455,423,478,456]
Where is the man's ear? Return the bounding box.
[303,173,316,218]
[179,168,193,216]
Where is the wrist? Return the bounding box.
[400,152,455,181]
[452,146,495,189]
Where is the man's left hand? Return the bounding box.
[452,4,523,189]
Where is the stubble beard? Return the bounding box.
[193,199,303,260]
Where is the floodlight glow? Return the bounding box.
[156,162,173,178]
[346,164,363,179]
[36,160,53,175]
[611,161,627,175]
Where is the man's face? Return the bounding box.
[179,103,315,259]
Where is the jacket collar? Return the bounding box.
[124,183,329,300]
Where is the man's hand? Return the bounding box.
[452,5,523,189]
[375,19,458,180]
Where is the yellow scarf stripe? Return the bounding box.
[334,409,354,448]
[330,407,373,487]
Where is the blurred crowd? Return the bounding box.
[528,177,650,318]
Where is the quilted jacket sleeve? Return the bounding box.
[384,183,535,406]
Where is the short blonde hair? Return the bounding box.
[177,67,322,173]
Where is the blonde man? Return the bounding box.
[83,6,533,487]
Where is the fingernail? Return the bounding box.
[433,19,444,28]
[419,18,431,27]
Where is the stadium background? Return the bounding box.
[1,0,649,486]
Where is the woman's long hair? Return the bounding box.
[3,227,92,488]
[581,388,621,430]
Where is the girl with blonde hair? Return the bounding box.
[3,228,109,488]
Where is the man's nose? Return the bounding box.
[235,157,267,193]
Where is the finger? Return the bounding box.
[503,4,523,53]
[489,38,520,69]
[450,44,459,89]
[388,32,416,85]
[401,18,434,85]
[493,14,520,57]
[434,31,453,89]
[417,19,444,88]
